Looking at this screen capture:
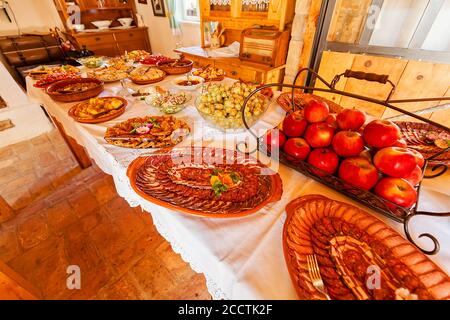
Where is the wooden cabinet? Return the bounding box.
[54,0,151,57]
[199,0,295,47]
[72,27,151,57]
[176,46,285,84]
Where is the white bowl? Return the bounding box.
[92,20,112,29]
[172,76,205,91]
[73,24,85,31]
[118,18,133,27]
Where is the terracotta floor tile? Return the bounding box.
[109,226,165,276]
[104,196,135,220]
[96,274,144,300]
[7,237,64,284]
[64,223,103,272]
[46,201,77,234]
[30,134,50,146]
[164,273,211,300]
[0,131,209,300]
[67,189,99,218]
[0,166,20,187]
[89,176,117,205]
[0,228,21,262]
[68,259,113,300]
[155,241,197,282]
[88,220,128,259]
[29,176,55,201]
[5,172,37,191]
[33,249,69,299]
[0,145,14,158]
[131,254,175,299]
[17,214,50,250]
[37,151,59,169]
[79,207,108,233]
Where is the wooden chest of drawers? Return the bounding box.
[67,27,151,57]
[176,46,285,84]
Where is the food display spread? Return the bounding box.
[28,54,450,300]
[127,146,283,218]
[34,72,82,88]
[88,64,131,82]
[69,97,126,123]
[104,115,190,149]
[126,50,151,63]
[45,78,104,102]
[29,65,80,79]
[192,66,225,82]
[196,82,268,130]
[129,66,166,84]
[284,195,450,300]
[139,54,171,66]
[148,91,191,114]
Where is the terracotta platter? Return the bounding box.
[68,97,127,124]
[127,146,283,218]
[283,195,450,300]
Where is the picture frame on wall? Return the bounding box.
[150,0,166,17]
[138,0,148,4]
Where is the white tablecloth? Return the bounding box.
[27,76,450,300]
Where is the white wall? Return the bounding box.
[0,0,63,36]
[0,61,53,147]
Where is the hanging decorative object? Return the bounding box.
[242,0,270,12]
[210,0,231,11]
[209,0,231,5]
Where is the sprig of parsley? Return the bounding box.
[212,180,229,197]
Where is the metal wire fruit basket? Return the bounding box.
[241,67,450,255]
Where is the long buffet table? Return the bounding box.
[27,75,450,300]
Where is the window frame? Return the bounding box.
[179,0,200,23]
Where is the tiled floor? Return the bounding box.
[0,130,210,300]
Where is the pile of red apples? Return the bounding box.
[264,99,425,209]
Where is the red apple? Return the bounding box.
[304,99,330,123]
[282,111,308,137]
[403,165,423,186]
[373,147,417,178]
[339,157,379,190]
[283,138,311,161]
[363,120,401,148]
[264,129,286,152]
[332,131,365,157]
[325,114,338,129]
[393,139,407,148]
[307,148,339,176]
[374,177,417,208]
[359,149,373,162]
[336,108,366,131]
[304,122,335,148]
[409,149,425,168]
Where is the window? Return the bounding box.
[179,0,200,22]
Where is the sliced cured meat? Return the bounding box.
[283,195,450,300]
[128,147,283,217]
